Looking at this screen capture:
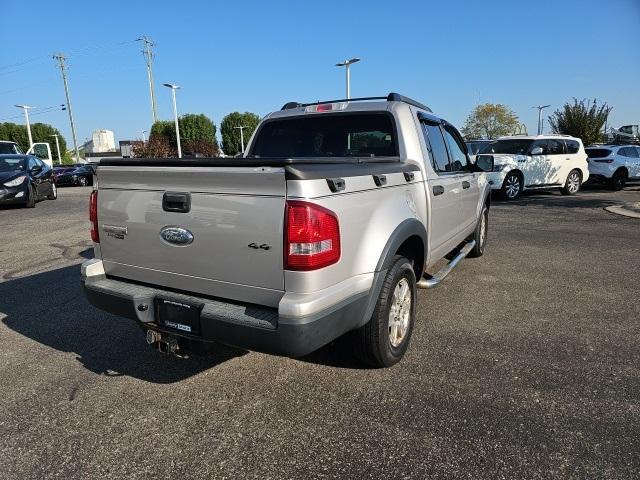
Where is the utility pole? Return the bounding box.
[234,125,247,153]
[140,130,147,142]
[53,53,80,161]
[533,104,551,135]
[49,134,62,164]
[15,105,33,147]
[137,36,158,124]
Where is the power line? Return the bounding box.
[53,53,80,161]
[0,105,66,122]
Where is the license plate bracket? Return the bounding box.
[155,298,202,335]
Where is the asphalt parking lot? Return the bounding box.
[1,185,639,479]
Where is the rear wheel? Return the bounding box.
[468,206,488,258]
[501,172,522,200]
[354,256,416,368]
[561,169,582,195]
[610,170,627,191]
[47,182,58,200]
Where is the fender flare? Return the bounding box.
[375,218,428,273]
[356,219,427,328]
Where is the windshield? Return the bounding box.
[0,143,20,155]
[586,148,612,158]
[0,157,26,172]
[249,113,397,158]
[480,139,534,155]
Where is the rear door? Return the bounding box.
[442,123,479,232]
[546,138,567,184]
[96,165,286,306]
[523,139,549,186]
[419,119,464,256]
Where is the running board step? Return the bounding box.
[417,240,476,289]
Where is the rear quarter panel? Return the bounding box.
[285,171,427,293]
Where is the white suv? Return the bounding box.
[586,145,640,190]
[478,135,589,200]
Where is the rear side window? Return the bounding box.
[565,140,580,154]
[421,122,450,173]
[585,148,612,158]
[620,147,639,158]
[249,113,397,158]
[547,139,566,155]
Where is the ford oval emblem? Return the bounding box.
[159,226,194,246]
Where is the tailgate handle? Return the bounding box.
[163,192,191,213]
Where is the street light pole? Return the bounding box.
[234,125,247,153]
[533,104,551,135]
[49,134,62,164]
[140,130,147,143]
[15,105,33,148]
[163,83,182,158]
[335,58,361,99]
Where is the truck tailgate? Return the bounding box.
[96,166,285,307]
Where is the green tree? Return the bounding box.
[0,122,67,156]
[548,98,612,146]
[220,112,261,156]
[461,103,520,139]
[143,114,219,157]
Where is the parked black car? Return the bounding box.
[0,154,57,208]
[54,164,95,187]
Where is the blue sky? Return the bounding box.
[1,0,639,147]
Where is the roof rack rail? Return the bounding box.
[280,92,432,112]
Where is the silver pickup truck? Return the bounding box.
[82,93,493,367]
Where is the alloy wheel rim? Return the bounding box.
[389,278,411,348]
[568,173,580,193]
[505,176,520,198]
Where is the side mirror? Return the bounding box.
[475,155,494,172]
[530,146,543,155]
[30,165,42,174]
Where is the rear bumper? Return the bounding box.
[82,260,372,357]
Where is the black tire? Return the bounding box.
[47,182,58,200]
[610,170,627,191]
[501,171,522,200]
[78,176,88,187]
[561,169,582,195]
[468,206,488,258]
[25,184,36,208]
[354,256,416,368]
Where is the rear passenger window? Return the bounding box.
[421,122,450,173]
[443,126,468,172]
[547,139,565,155]
[565,140,579,154]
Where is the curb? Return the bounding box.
[604,202,640,219]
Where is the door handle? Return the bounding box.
[432,185,445,196]
[162,192,191,213]
[462,181,470,189]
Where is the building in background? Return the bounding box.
[83,129,116,154]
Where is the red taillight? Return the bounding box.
[285,200,340,271]
[89,190,99,243]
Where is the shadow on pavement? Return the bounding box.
[493,188,626,209]
[0,264,246,383]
